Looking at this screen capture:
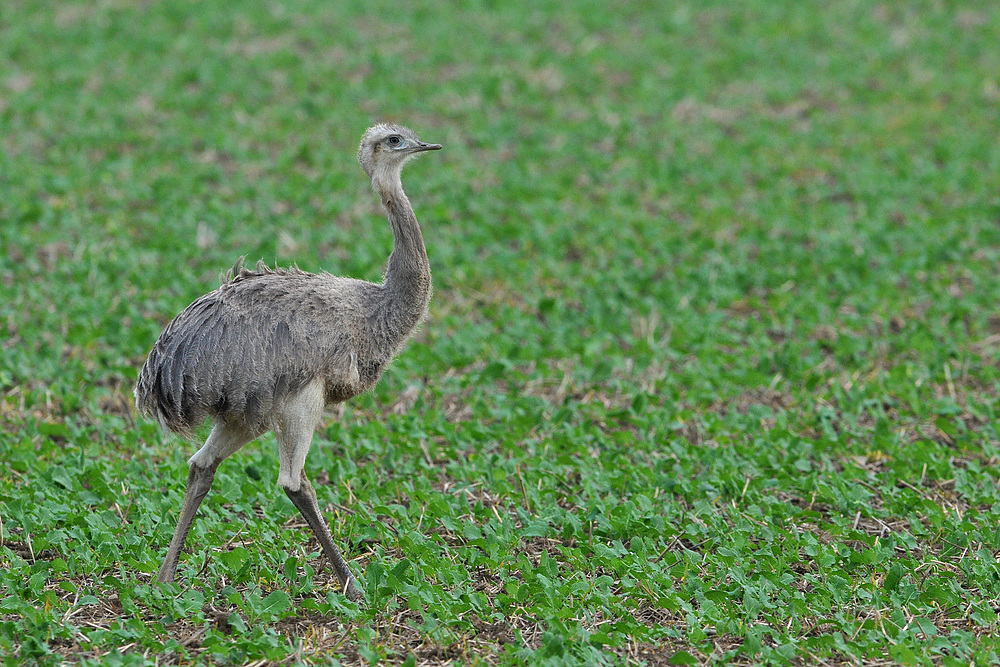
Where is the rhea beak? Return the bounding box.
[414,141,442,152]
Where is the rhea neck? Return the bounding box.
[370,161,431,321]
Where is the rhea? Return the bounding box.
[135,124,441,601]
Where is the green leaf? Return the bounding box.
[260,591,291,618]
[219,546,250,572]
[284,556,298,581]
[883,562,904,591]
[668,650,699,666]
[934,417,957,438]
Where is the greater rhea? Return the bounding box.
[135,123,442,601]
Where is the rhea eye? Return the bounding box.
[387,135,402,147]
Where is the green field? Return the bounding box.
[3,1,1000,664]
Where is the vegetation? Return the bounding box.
[2,0,1000,664]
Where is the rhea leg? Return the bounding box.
[156,463,217,583]
[156,421,257,583]
[275,380,362,601]
[284,474,362,601]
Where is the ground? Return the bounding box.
[2,0,1000,665]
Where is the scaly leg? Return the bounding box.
[156,462,218,583]
[284,474,363,601]
[157,420,256,583]
[274,379,362,601]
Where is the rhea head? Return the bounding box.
[358,123,442,186]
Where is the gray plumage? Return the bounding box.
[136,261,406,435]
[134,123,441,601]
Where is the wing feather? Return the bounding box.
[135,268,366,434]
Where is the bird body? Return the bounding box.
[134,124,441,600]
[136,262,425,435]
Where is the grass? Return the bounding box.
[2,0,1000,664]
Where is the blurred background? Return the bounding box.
[3,0,1000,663]
[3,1,999,401]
